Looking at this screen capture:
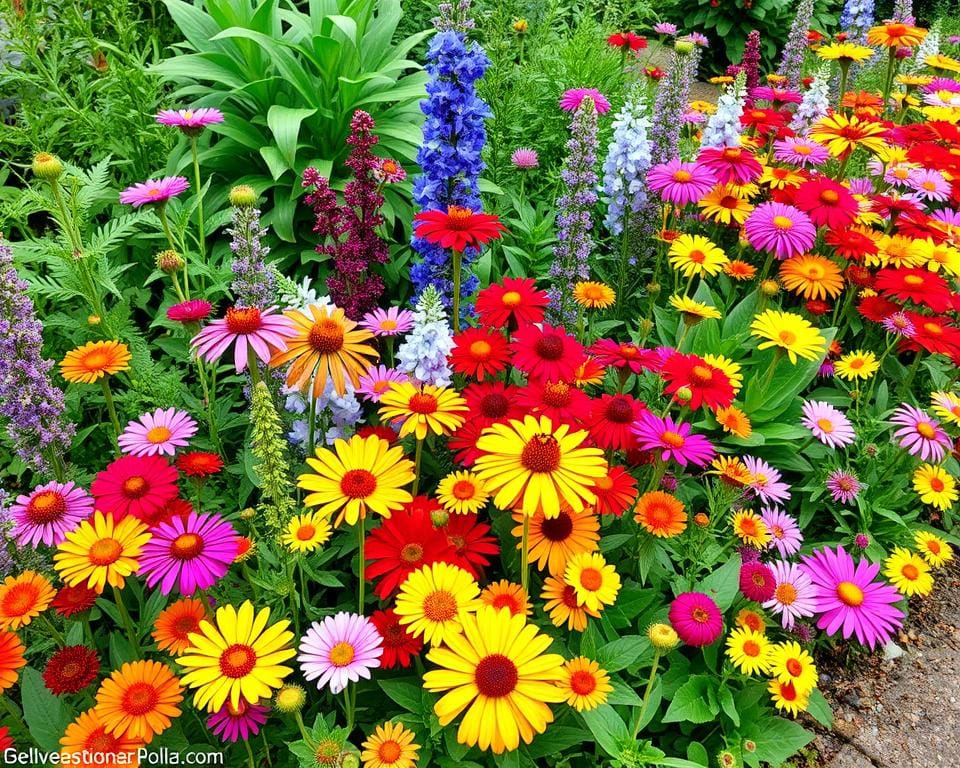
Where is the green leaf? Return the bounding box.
[378,679,423,714]
[525,726,592,758]
[21,667,73,751]
[597,636,649,672]
[581,704,630,758]
[686,741,710,767]
[662,675,720,724]
[718,684,740,726]
[696,555,741,612]
[741,716,815,767]
[806,688,833,728]
[267,105,318,168]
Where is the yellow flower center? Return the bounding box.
[775,582,797,604]
[773,215,793,230]
[816,418,835,433]
[836,581,865,607]
[916,422,937,439]
[328,641,355,667]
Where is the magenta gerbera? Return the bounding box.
[359,307,415,337]
[156,107,224,131]
[206,700,268,743]
[630,411,715,467]
[191,306,293,373]
[742,455,791,507]
[696,146,763,185]
[10,481,94,547]
[799,545,905,649]
[740,561,777,602]
[166,300,213,324]
[560,88,611,113]
[760,508,803,557]
[826,469,861,504]
[889,403,951,462]
[800,400,856,449]
[763,561,819,630]
[117,408,198,457]
[668,592,723,646]
[298,612,384,694]
[119,176,189,207]
[744,202,816,260]
[646,159,718,206]
[138,511,240,596]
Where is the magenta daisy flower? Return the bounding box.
[10,481,94,547]
[630,411,715,467]
[744,202,816,260]
[191,306,293,373]
[799,545,905,649]
[298,612,383,694]
[762,561,818,630]
[739,561,776,602]
[559,88,611,113]
[511,148,540,169]
[800,400,856,449]
[881,312,915,337]
[890,403,951,462]
[826,469,861,504]
[356,365,408,403]
[359,307,414,337]
[668,592,723,646]
[118,408,198,457]
[138,511,240,596]
[742,456,791,507]
[166,299,213,324]
[760,508,803,557]
[908,168,951,202]
[119,176,189,207]
[772,138,830,167]
[156,107,224,131]
[646,159,717,206]
[696,146,763,185]
[206,700,268,743]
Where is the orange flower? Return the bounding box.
[479,580,531,616]
[94,660,183,744]
[152,598,209,656]
[0,629,27,693]
[540,576,599,632]
[715,406,752,439]
[0,571,55,630]
[723,259,757,281]
[512,505,600,577]
[60,341,131,384]
[867,22,927,47]
[779,254,844,300]
[634,491,687,538]
[60,708,144,766]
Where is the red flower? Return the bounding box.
[50,585,97,617]
[475,277,549,328]
[140,497,193,529]
[588,393,645,451]
[449,327,510,381]
[793,177,858,229]
[356,424,399,443]
[845,265,875,289]
[370,608,422,669]
[740,562,776,602]
[588,338,658,374]
[608,31,647,50]
[166,299,213,324]
[869,193,922,221]
[0,726,11,753]
[874,267,953,313]
[902,313,960,357]
[805,299,831,315]
[644,66,666,80]
[590,466,638,517]
[517,380,593,428]
[740,108,791,137]
[895,211,945,243]
[660,353,735,411]
[857,295,899,322]
[441,513,499,578]
[510,323,585,383]
[366,507,457,599]
[43,645,99,695]
[824,226,879,261]
[413,205,505,252]
[462,381,524,427]
[90,455,179,522]
[449,420,487,467]
[697,146,763,185]
[175,451,224,478]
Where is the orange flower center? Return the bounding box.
[328,641,355,667]
[773,215,793,230]
[296,524,316,541]
[400,543,424,563]
[535,333,565,360]
[816,418,835,433]
[742,640,761,657]
[85,729,119,754]
[521,435,561,472]
[720,195,740,210]
[540,510,574,541]
[820,189,840,204]
[122,475,148,498]
[378,741,402,763]
[604,395,634,423]
[452,480,477,500]
[444,205,474,229]
[220,643,257,678]
[903,274,925,287]
[923,322,942,335]
[930,477,945,492]
[779,680,798,701]
[691,607,711,624]
[673,169,693,182]
[542,381,572,407]
[225,307,262,335]
[146,426,173,444]
[1,583,39,616]
[339,469,377,499]
[916,422,937,439]
[660,430,685,448]
[491,593,522,613]
[795,144,812,155]
[619,345,639,357]
[170,532,204,560]
[595,475,613,491]
[775,582,797,604]
[901,563,920,580]
[723,148,743,159]
[308,319,345,354]
[570,669,598,695]
[688,365,714,386]
[687,249,706,264]
[778,330,797,345]
[121,681,160,716]
[469,340,492,359]
[88,537,123,566]
[25,491,66,524]
[81,349,111,369]
[379,319,398,331]
[738,518,759,536]
[582,285,605,300]
[474,653,519,697]
[887,23,908,36]
[927,540,942,554]
[579,567,603,591]
[501,291,522,307]
[786,658,803,677]
[422,590,458,622]
[408,392,439,414]
[836,581,865,607]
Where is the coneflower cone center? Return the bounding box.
[501,291,522,307]
[296,524,316,541]
[605,396,634,423]
[89,538,122,566]
[122,475,149,498]
[541,511,574,541]
[785,658,803,677]
[836,581,865,607]
[170,532,204,560]
[220,643,257,678]
[444,205,474,228]
[225,307,262,335]
[521,435,561,472]
[661,430,685,448]
[542,382,572,407]
[146,426,173,444]
[535,334,565,360]
[26,491,66,524]
[480,393,510,418]
[173,616,200,636]
[340,469,377,499]
[452,480,477,500]
[308,319,345,354]
[474,653,519,697]
[469,340,492,359]
[122,682,160,715]
[901,563,920,580]
[773,215,794,230]
[688,366,714,387]
[742,640,761,657]
[408,392,438,414]
[916,422,937,439]
[570,670,597,695]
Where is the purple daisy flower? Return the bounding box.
[890,403,951,462]
[10,481,94,547]
[559,88,611,114]
[826,469,861,504]
[117,407,198,457]
[744,202,816,260]
[762,561,818,630]
[761,508,803,557]
[646,159,717,206]
[511,148,540,169]
[359,307,415,337]
[298,612,383,693]
[653,22,678,35]
[156,107,224,130]
[772,138,829,167]
[630,410,715,467]
[206,700,268,743]
[908,168,951,202]
[119,176,189,207]
[799,545,905,649]
[800,400,856,448]
[742,455,791,507]
[881,312,915,338]
[356,365,408,403]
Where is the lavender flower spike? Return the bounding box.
[228,204,276,308]
[602,90,652,236]
[777,0,815,89]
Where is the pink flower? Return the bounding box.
[206,700,268,743]
[630,411,715,467]
[356,365,408,403]
[772,138,829,167]
[190,306,293,373]
[298,612,383,693]
[890,403,951,462]
[761,508,803,557]
[697,146,762,185]
[119,176,189,207]
[800,400,856,448]
[118,408,198,457]
[762,561,819,630]
[826,469,861,505]
[559,88,611,114]
[744,202,816,260]
[155,107,224,130]
[646,159,717,206]
[372,158,406,184]
[740,561,776,602]
[511,148,540,169]
[166,299,213,324]
[10,481,94,547]
[668,592,723,646]
[359,306,414,337]
[742,456,791,507]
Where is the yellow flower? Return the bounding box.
[768,641,818,696]
[768,679,809,717]
[714,405,752,439]
[572,281,616,309]
[563,551,621,612]
[280,511,332,553]
[379,382,468,440]
[393,562,481,647]
[913,463,957,510]
[834,350,880,381]
[816,42,875,63]
[725,628,772,675]
[667,234,729,278]
[360,721,420,768]
[698,185,755,226]
[731,510,770,548]
[647,622,680,651]
[914,530,953,568]
[557,656,612,711]
[809,113,888,157]
[883,546,934,597]
[915,238,960,276]
[703,354,743,394]
[669,294,721,323]
[436,470,490,515]
[750,310,827,363]
[53,511,151,594]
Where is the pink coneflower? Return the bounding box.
[697,146,763,185]
[890,403,951,462]
[631,411,715,467]
[166,299,213,324]
[799,545,905,649]
[359,306,414,337]
[744,202,816,260]
[588,338,660,374]
[761,508,803,557]
[559,88,611,114]
[511,148,540,169]
[908,168,951,202]
[881,312,915,337]
[826,469,861,504]
[10,481,94,547]
[119,176,189,207]
[356,365,408,403]
[206,700,268,743]
[772,138,829,167]
[646,159,718,205]
[117,408,198,457]
[762,561,818,630]
[800,400,856,449]
[652,22,677,35]
[298,612,383,694]
[191,306,293,373]
[668,592,723,646]
[155,107,224,131]
[742,456,791,507]
[740,561,776,602]
[138,511,239,596]
[372,158,406,184]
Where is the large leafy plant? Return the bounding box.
[152,0,431,248]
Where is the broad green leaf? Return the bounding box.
[581,704,630,758]
[21,667,73,751]
[662,675,720,724]
[806,688,833,728]
[378,679,423,713]
[267,105,318,168]
[597,636,649,672]
[741,716,815,767]
[696,555,741,612]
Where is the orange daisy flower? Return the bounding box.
[60,341,131,384]
[540,576,599,632]
[866,22,927,47]
[479,580,531,616]
[724,259,757,281]
[512,505,600,577]
[152,598,209,656]
[715,405,752,439]
[0,570,56,630]
[779,254,845,300]
[94,660,183,744]
[634,491,687,538]
[60,708,144,766]
[0,629,27,693]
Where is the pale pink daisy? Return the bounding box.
[908,168,951,202]
[356,365,408,403]
[826,469,861,504]
[298,612,383,694]
[10,481,94,547]
[191,306,293,373]
[800,400,856,448]
[772,138,829,167]
[119,176,189,207]
[511,148,540,169]
[742,456,791,507]
[762,561,819,630]
[761,508,803,557]
[889,403,951,462]
[118,407,198,457]
[359,307,414,337]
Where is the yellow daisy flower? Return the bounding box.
[883,546,934,597]
[393,562,481,647]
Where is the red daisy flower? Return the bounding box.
[440,513,499,578]
[370,608,423,669]
[588,339,658,374]
[356,424,399,443]
[740,108,791,137]
[907,141,957,171]
[510,323,585,383]
[42,645,99,695]
[90,455,179,522]
[588,393,646,451]
[449,420,487,467]
[0,726,10,752]
[608,31,647,50]
[805,299,831,315]
[857,295,900,323]
[462,382,524,428]
[874,267,953,313]
[404,495,444,519]
[475,277,549,328]
[824,227,879,261]
[174,451,224,478]
[845,265,875,289]
[697,146,763,185]
[903,313,960,356]
[365,507,457,599]
[139,497,193,529]
[869,193,922,221]
[590,466,638,517]
[516,380,593,428]
[50,585,97,617]
[794,177,858,229]
[449,327,511,381]
[895,211,945,243]
[413,205,506,252]
[660,353,735,411]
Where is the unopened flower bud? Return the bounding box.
[87,314,101,326]
[675,39,695,55]
[647,622,680,651]
[512,18,529,34]
[694,512,710,527]
[864,443,879,458]
[341,754,360,768]
[674,386,693,403]
[156,249,184,274]
[239,507,257,520]
[229,184,257,207]
[717,750,739,768]
[743,740,757,753]
[274,683,306,713]
[430,508,450,527]
[647,282,661,296]
[760,279,780,297]
[638,318,655,335]
[32,152,63,180]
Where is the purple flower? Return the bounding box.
[298,612,383,693]
[744,202,816,260]
[511,148,539,169]
[360,307,415,337]
[743,455,791,507]
[119,176,189,207]
[653,22,678,35]
[228,204,276,309]
[761,508,803,557]
[777,0,815,88]
[763,560,818,630]
[827,469,861,504]
[631,410,715,467]
[139,511,240,595]
[890,403,951,462]
[650,45,702,165]
[206,701,268,743]
[740,31,761,106]
[800,400,856,448]
[10,482,93,547]
[156,107,224,132]
[560,88,610,114]
[356,365,409,403]
[908,168,951,202]
[647,159,717,206]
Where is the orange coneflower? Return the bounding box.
[0,571,56,630]
[779,254,845,301]
[634,491,687,538]
[866,22,927,48]
[152,598,210,656]
[60,341,131,384]
[60,708,144,765]
[94,660,183,744]
[479,579,531,616]
[541,576,599,632]
[512,505,600,577]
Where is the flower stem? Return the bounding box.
[294,712,315,749]
[306,386,318,459]
[159,203,188,297]
[412,438,424,496]
[358,515,366,613]
[111,584,141,654]
[451,249,463,333]
[99,378,122,454]
[243,738,256,768]
[632,651,662,739]
[38,613,65,646]
[761,353,780,393]
[247,343,262,389]
[837,62,850,113]
[191,137,207,262]
[520,513,531,594]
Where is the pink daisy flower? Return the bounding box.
[356,365,408,403]
[117,408,198,457]
[889,403,951,462]
[559,88,611,113]
[881,312,915,338]
[630,411,715,467]
[740,561,776,602]
[155,107,224,131]
[668,592,723,646]
[742,456,791,507]
[298,612,383,694]
[800,400,856,449]
[799,545,905,649]
[760,508,803,557]
[166,299,213,324]
[762,561,819,630]
[10,481,94,547]
[646,159,718,206]
[139,511,239,596]
[908,168,951,202]
[119,176,189,207]
[511,148,539,169]
[372,158,406,184]
[206,700,268,743]
[359,307,414,337]
[191,306,293,373]
[744,202,816,260]
[696,146,763,185]
[826,469,861,505]
[772,138,830,167]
